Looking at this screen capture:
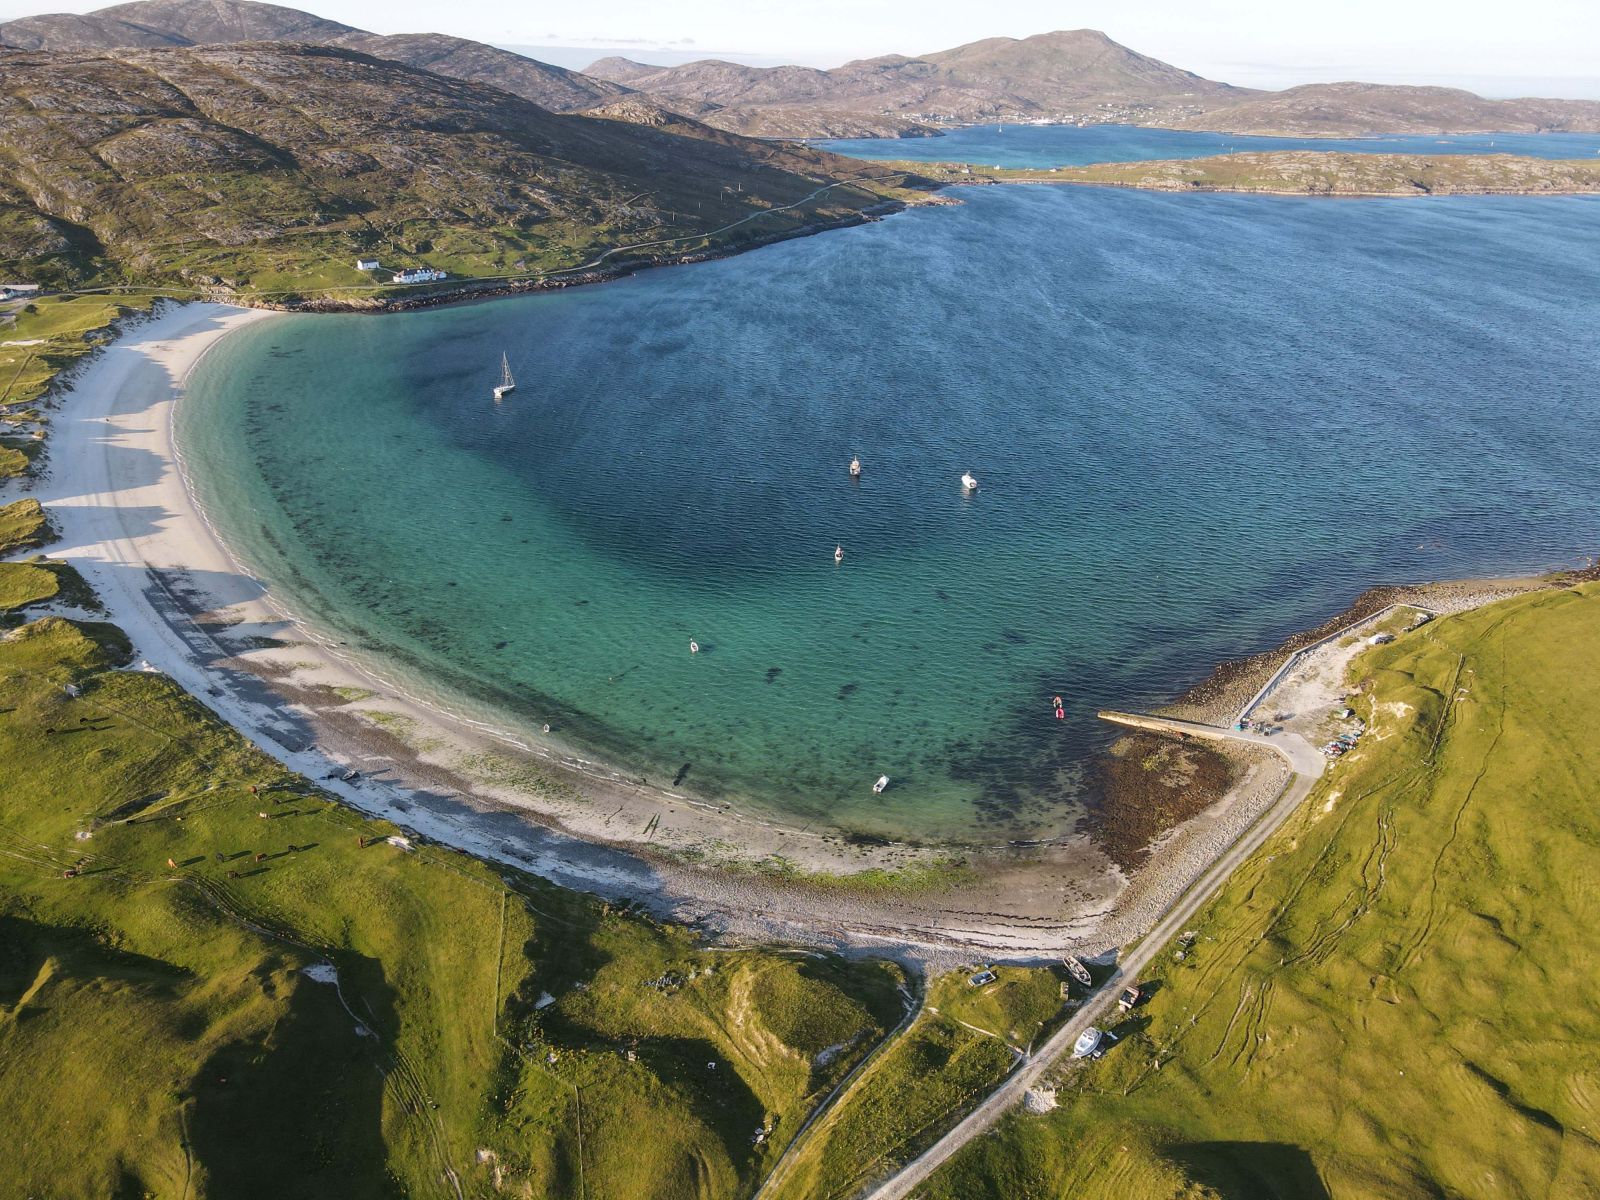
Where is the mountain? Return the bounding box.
[332,32,630,113]
[7,3,1598,142]
[0,0,349,46]
[1168,81,1600,136]
[0,43,913,296]
[917,30,1232,103]
[0,0,631,112]
[584,30,1254,138]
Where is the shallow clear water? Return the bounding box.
[818,123,1600,169]
[181,187,1600,841]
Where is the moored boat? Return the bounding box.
[492,352,516,401]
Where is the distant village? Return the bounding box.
[902,100,1216,129]
[355,259,447,285]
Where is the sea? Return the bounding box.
[178,126,1600,843]
[818,123,1600,168]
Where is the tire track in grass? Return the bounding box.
[1398,633,1507,977]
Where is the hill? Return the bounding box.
[586,30,1250,137]
[0,0,631,112]
[0,0,351,46]
[1170,80,1600,136]
[0,43,915,299]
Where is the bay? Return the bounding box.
[179,186,1600,841]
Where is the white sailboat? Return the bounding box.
[492,353,516,401]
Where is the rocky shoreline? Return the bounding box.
[1157,576,1563,727]
[226,197,941,315]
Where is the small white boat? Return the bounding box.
[1072,1027,1104,1059]
[849,457,861,478]
[872,775,889,794]
[961,471,979,491]
[834,544,844,563]
[492,352,516,401]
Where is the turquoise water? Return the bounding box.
[819,124,1600,169]
[180,187,1600,842]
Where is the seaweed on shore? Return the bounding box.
[1082,732,1238,871]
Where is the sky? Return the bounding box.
[3,0,1598,97]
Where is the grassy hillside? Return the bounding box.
[0,497,51,553]
[2,294,156,482]
[0,0,634,114]
[2,295,154,407]
[0,586,909,1197]
[761,964,1063,1199]
[922,582,1600,1198]
[0,43,917,300]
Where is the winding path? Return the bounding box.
[853,714,1324,1200]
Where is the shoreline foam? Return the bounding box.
[27,301,1129,956]
[22,299,1562,959]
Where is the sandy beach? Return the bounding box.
[24,301,1128,958]
[21,299,1552,961]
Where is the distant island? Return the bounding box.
[912,151,1600,197]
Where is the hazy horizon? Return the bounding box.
[511,44,1600,101]
[3,0,1598,99]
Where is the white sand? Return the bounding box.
[29,301,1153,957]
[26,299,1375,962]
[33,302,651,900]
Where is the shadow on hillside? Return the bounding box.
[0,913,188,1013]
[1170,1140,1332,1200]
[188,957,398,1200]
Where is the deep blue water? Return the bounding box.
[180,187,1600,841]
[819,123,1600,169]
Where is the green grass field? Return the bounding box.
[0,597,907,1198]
[0,497,52,553]
[923,582,1600,1199]
[770,1010,1020,1199]
[926,965,1064,1050]
[1,296,156,420]
[0,559,60,610]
